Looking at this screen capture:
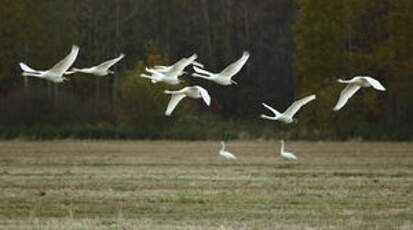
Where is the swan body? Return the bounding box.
[19,45,79,83]
[219,142,237,160]
[69,53,125,76]
[280,140,297,160]
[261,94,316,124]
[191,51,250,85]
[152,54,203,74]
[141,67,183,85]
[144,54,201,84]
[333,76,386,111]
[164,85,211,116]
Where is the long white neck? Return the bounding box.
[220,142,225,151]
[261,114,278,120]
[22,72,44,78]
[280,140,285,153]
[192,73,212,79]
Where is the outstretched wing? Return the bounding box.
[219,51,250,78]
[49,45,80,75]
[364,77,386,91]
[333,84,360,111]
[284,94,316,117]
[197,86,211,106]
[95,53,125,70]
[262,103,281,116]
[19,62,41,73]
[165,94,186,116]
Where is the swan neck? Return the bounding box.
[221,142,225,151]
[281,140,284,153]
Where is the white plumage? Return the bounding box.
[68,53,125,76]
[19,45,79,83]
[191,51,250,85]
[333,76,386,111]
[143,54,201,85]
[164,85,211,116]
[219,142,237,160]
[280,140,297,160]
[260,94,316,124]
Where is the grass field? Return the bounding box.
[0,140,412,230]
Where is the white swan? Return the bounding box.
[260,94,316,124]
[68,53,125,76]
[280,140,297,160]
[219,142,237,160]
[333,76,386,111]
[152,54,203,74]
[144,54,201,84]
[191,51,250,86]
[164,85,211,116]
[19,45,79,83]
[140,67,183,85]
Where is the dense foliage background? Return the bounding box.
[0,0,411,140]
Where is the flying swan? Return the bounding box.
[164,85,211,116]
[19,45,79,83]
[191,51,250,86]
[260,94,316,124]
[142,54,202,85]
[333,76,386,111]
[68,53,125,76]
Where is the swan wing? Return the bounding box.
[283,94,316,118]
[219,51,250,78]
[49,45,80,75]
[364,77,386,91]
[262,103,281,116]
[197,86,211,106]
[333,84,361,111]
[19,62,41,73]
[95,53,125,70]
[165,93,186,116]
[167,54,198,77]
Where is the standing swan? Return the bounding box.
[280,140,297,160]
[191,51,250,86]
[219,142,237,160]
[333,76,386,111]
[19,45,79,83]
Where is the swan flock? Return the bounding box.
[19,45,386,160]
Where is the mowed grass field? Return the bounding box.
[0,140,412,230]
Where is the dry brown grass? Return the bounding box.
[0,140,412,230]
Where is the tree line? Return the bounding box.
[0,0,411,140]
